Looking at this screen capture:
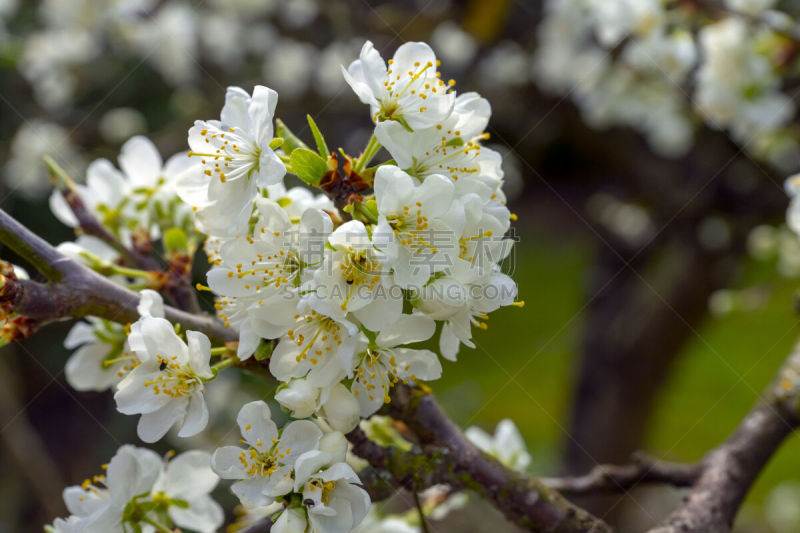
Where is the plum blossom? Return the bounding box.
[207,198,332,359]
[293,456,370,533]
[349,314,440,416]
[212,400,322,507]
[50,445,222,533]
[373,166,463,288]
[176,85,286,236]
[343,41,455,130]
[63,289,165,392]
[150,450,224,533]
[269,307,359,388]
[114,315,214,442]
[417,259,517,360]
[49,135,196,243]
[304,220,400,330]
[696,17,794,143]
[465,419,531,472]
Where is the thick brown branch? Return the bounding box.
[649,343,800,532]
[350,385,614,533]
[0,208,234,343]
[541,453,701,496]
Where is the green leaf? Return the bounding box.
[275,119,308,153]
[307,114,330,157]
[163,227,188,253]
[289,148,328,186]
[254,340,274,361]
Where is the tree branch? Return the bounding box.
[650,342,800,532]
[541,453,701,496]
[46,157,201,314]
[0,208,234,343]
[346,385,613,533]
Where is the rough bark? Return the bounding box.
[0,207,233,343]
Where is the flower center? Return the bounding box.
[189,125,261,184]
[143,354,198,398]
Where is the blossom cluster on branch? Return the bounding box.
[534,0,800,168]
[23,39,523,533]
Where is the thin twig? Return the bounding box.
[541,452,701,496]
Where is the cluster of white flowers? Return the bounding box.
[50,135,196,252]
[534,0,800,168]
[46,445,222,533]
[3,0,347,111]
[47,39,520,533]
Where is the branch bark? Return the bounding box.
[0,207,233,343]
[348,385,614,533]
[649,342,800,532]
[541,453,701,497]
[47,158,201,314]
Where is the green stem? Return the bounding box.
[141,517,173,533]
[355,134,381,173]
[210,346,231,356]
[354,202,378,225]
[414,492,430,533]
[111,265,153,279]
[210,355,237,374]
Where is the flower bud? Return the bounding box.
[275,379,319,419]
[321,384,360,432]
[318,431,348,463]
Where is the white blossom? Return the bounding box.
[465,419,531,472]
[373,166,463,288]
[293,457,370,533]
[349,314,440,416]
[176,85,286,236]
[54,445,222,533]
[212,400,322,507]
[114,315,214,442]
[150,450,224,533]
[343,41,456,130]
[207,198,332,359]
[417,260,517,360]
[304,220,401,330]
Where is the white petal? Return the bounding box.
[119,136,162,188]
[237,400,278,453]
[211,446,247,479]
[186,330,213,378]
[170,495,224,533]
[136,399,186,442]
[376,314,435,348]
[249,85,279,146]
[272,507,307,533]
[65,343,117,392]
[64,322,95,349]
[278,420,323,465]
[232,478,274,508]
[137,290,165,318]
[163,450,218,499]
[293,450,334,491]
[177,390,209,437]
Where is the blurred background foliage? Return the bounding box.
[1,0,800,532]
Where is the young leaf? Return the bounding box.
[289,148,328,186]
[307,114,330,158]
[275,119,308,154]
